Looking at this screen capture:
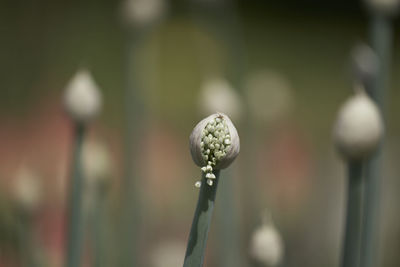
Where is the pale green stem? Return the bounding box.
[341,161,363,267]
[65,123,86,267]
[360,12,392,267]
[91,185,109,267]
[119,30,144,267]
[184,170,220,267]
[216,167,243,267]
[17,211,37,267]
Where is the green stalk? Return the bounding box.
[361,13,392,267]
[65,123,86,267]
[341,161,363,267]
[92,191,108,267]
[184,170,220,267]
[215,168,242,267]
[17,212,37,267]
[119,31,143,267]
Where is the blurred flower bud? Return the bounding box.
[364,0,400,15]
[150,240,185,267]
[351,44,378,88]
[198,78,243,121]
[250,214,284,267]
[82,141,112,190]
[13,167,42,213]
[245,70,293,124]
[192,0,226,5]
[334,89,384,161]
[63,69,102,123]
[81,141,112,217]
[121,0,166,28]
[190,113,240,185]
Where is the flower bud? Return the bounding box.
[351,44,378,88]
[190,113,240,184]
[364,0,400,15]
[82,140,112,189]
[63,69,102,123]
[121,0,166,28]
[13,166,42,213]
[333,90,384,160]
[250,219,284,266]
[245,70,293,124]
[198,78,243,121]
[150,240,185,267]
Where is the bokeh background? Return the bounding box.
[0,0,399,266]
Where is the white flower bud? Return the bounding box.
[245,70,293,124]
[365,0,400,15]
[190,113,240,171]
[333,90,384,160]
[198,78,243,121]
[250,222,284,266]
[121,0,166,28]
[13,167,42,213]
[82,141,112,189]
[150,240,185,267]
[63,69,102,123]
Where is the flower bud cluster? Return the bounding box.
[199,116,232,186]
[190,113,240,187]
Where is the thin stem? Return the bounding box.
[65,123,86,267]
[366,14,391,105]
[361,13,392,267]
[341,161,364,267]
[18,212,37,267]
[183,170,220,267]
[92,188,108,267]
[216,168,242,267]
[119,29,146,267]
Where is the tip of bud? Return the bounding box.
[334,91,384,160]
[63,69,103,123]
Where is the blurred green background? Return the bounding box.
[0,0,399,266]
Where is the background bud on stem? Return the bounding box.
[63,68,103,267]
[63,69,103,123]
[249,213,284,267]
[333,89,384,161]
